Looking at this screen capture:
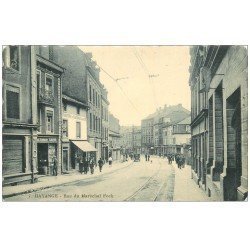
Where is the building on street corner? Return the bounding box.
[2,46,38,185]
[189,45,248,201]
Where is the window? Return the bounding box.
[89,85,92,102]
[9,46,20,71]
[90,113,92,130]
[76,122,81,138]
[46,110,54,133]
[45,74,53,94]
[63,103,67,111]
[49,46,54,61]
[6,85,20,119]
[93,89,95,105]
[77,106,80,115]
[36,70,41,89]
[62,120,68,137]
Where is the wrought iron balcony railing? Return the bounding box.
[38,88,54,105]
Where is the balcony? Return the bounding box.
[38,88,54,106]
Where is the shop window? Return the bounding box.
[6,85,20,120]
[76,122,81,138]
[46,110,54,133]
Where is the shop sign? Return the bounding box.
[37,137,57,143]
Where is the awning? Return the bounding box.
[71,140,97,152]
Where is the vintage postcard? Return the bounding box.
[1,45,248,202]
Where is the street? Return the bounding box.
[5,157,210,202]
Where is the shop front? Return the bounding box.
[70,140,97,171]
[37,136,58,175]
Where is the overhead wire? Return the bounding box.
[132,47,158,109]
[97,64,140,114]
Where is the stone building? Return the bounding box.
[2,46,38,185]
[162,116,191,155]
[120,125,141,154]
[189,45,248,201]
[141,104,190,155]
[49,46,109,163]
[141,114,154,155]
[101,87,109,161]
[62,94,96,172]
[109,113,121,161]
[35,48,64,176]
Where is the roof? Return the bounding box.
[177,116,191,125]
[62,94,88,108]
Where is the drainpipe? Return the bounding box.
[30,45,37,183]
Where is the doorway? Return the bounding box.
[37,143,48,175]
[63,148,69,172]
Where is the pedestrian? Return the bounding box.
[89,157,95,174]
[145,154,147,161]
[148,154,150,162]
[108,156,113,167]
[52,155,58,176]
[83,157,88,174]
[98,157,104,172]
[79,156,84,174]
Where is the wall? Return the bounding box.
[63,102,87,140]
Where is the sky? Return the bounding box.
[80,46,191,126]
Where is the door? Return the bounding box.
[63,148,69,172]
[2,136,23,175]
[37,143,48,174]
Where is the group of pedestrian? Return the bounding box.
[145,154,150,161]
[166,153,174,164]
[175,154,186,169]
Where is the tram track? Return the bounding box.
[124,158,169,202]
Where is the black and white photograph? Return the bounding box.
[0,1,249,250]
[1,45,248,202]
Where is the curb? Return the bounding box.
[3,161,134,200]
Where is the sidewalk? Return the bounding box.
[173,163,213,202]
[2,160,133,199]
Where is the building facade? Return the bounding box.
[141,115,154,155]
[189,45,248,201]
[162,116,191,156]
[36,49,64,176]
[101,88,109,161]
[120,126,141,154]
[62,94,90,172]
[2,46,38,185]
[109,113,121,161]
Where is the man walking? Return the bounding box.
[108,156,113,167]
[89,157,95,174]
[52,155,58,176]
[98,158,104,172]
[83,157,88,174]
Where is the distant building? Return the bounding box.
[141,115,154,154]
[120,126,141,154]
[141,104,190,155]
[109,113,121,161]
[189,45,248,201]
